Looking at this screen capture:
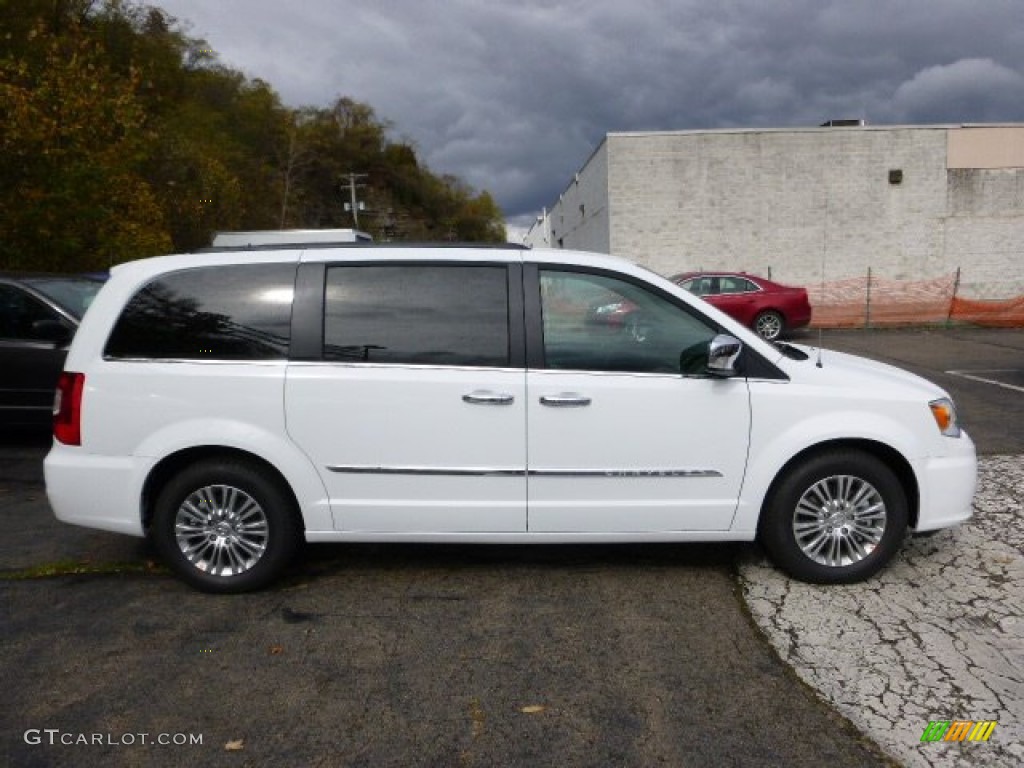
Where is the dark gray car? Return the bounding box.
[0,273,104,427]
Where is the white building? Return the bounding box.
[527,124,1024,298]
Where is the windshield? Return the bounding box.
[24,277,104,319]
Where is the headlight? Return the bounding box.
[929,398,961,438]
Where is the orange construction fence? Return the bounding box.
[807,269,1024,329]
[950,295,1024,328]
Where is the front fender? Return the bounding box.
[732,401,925,533]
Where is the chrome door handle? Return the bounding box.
[539,393,592,407]
[462,391,515,405]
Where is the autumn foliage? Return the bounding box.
[0,0,506,272]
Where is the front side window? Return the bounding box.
[324,265,509,367]
[540,270,718,375]
[105,264,295,360]
[680,276,714,296]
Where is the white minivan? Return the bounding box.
[44,245,977,592]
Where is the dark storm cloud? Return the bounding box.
[156,0,1024,227]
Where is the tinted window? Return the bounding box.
[324,265,509,366]
[105,264,294,359]
[681,276,714,296]
[540,270,718,375]
[0,284,65,341]
[719,276,758,294]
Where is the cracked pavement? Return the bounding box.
[740,455,1024,767]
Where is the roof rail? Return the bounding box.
[197,241,530,253]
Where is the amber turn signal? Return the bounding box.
[929,398,961,438]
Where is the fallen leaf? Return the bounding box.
[470,699,485,738]
[269,644,284,655]
[520,705,546,714]
[224,739,244,751]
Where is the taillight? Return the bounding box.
[53,372,85,445]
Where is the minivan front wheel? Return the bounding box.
[758,450,909,583]
[152,461,299,593]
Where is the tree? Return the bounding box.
[0,0,507,272]
[0,15,169,269]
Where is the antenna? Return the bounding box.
[817,180,827,368]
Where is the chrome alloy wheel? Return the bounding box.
[755,311,783,341]
[174,484,269,576]
[792,475,887,567]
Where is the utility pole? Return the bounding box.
[341,172,368,228]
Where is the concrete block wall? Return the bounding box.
[544,142,611,254]
[542,126,1024,299]
[945,168,1024,297]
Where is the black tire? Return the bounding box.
[152,460,300,593]
[754,310,784,341]
[758,450,908,583]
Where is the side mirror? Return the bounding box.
[707,334,742,378]
[32,318,73,346]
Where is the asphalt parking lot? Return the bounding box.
[2,327,1021,767]
[808,327,1024,455]
[743,327,1024,768]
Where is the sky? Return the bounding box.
[153,0,1024,236]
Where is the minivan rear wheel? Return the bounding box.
[758,450,908,583]
[152,461,299,593]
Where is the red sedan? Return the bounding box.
[671,272,812,341]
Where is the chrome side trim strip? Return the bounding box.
[327,466,722,478]
[327,466,524,477]
[530,468,723,478]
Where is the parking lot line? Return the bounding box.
[946,369,1024,394]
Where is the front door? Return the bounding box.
[526,267,750,533]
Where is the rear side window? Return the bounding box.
[0,284,65,340]
[324,265,509,366]
[719,276,759,294]
[105,264,295,360]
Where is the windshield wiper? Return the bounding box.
[773,342,810,361]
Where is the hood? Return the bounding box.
[773,343,950,401]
